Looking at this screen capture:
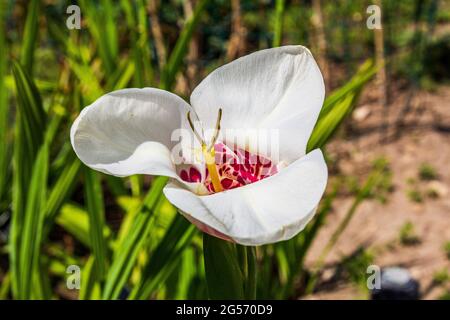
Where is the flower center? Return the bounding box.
[205,142,278,193]
[182,109,278,194]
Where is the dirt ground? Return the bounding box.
[304,82,450,300]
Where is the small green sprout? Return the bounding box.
[433,268,450,285]
[418,163,438,181]
[407,189,423,203]
[399,221,420,245]
[444,241,450,260]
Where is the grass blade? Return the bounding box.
[307,60,376,152]
[0,1,10,206]
[20,0,39,74]
[272,0,285,47]
[203,233,245,299]
[56,204,91,248]
[10,61,46,298]
[102,177,168,300]
[18,144,49,299]
[45,153,82,224]
[319,60,377,117]
[56,203,112,250]
[84,167,108,280]
[161,0,210,90]
[307,93,357,151]
[79,256,102,300]
[129,214,195,299]
[121,0,154,87]
[78,0,118,76]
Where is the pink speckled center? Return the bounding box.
[179,142,278,194]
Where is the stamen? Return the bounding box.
[187,111,204,145]
[203,144,223,192]
[186,109,224,193]
[207,108,222,151]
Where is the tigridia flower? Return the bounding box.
[70,45,328,246]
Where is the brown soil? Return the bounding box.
[304,82,450,300]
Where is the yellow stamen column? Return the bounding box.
[188,108,224,193]
[202,144,223,192]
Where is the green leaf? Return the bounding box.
[45,153,82,225]
[115,196,143,248]
[18,144,49,299]
[173,247,196,299]
[84,167,108,279]
[102,177,168,300]
[307,60,376,152]
[307,93,356,151]
[121,0,153,87]
[0,272,10,299]
[79,256,102,300]
[11,61,46,157]
[108,59,135,91]
[272,0,285,47]
[0,1,10,205]
[79,0,118,76]
[10,61,46,298]
[67,58,103,103]
[161,0,210,90]
[319,60,376,117]
[56,204,90,248]
[129,214,196,299]
[20,0,39,74]
[203,234,245,299]
[244,246,257,299]
[56,203,112,250]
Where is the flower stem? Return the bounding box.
[236,245,257,299]
[203,234,257,299]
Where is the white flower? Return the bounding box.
[70,45,328,246]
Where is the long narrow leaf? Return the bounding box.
[10,61,46,298]
[79,256,102,300]
[203,233,245,299]
[272,0,285,47]
[45,153,82,224]
[129,215,195,299]
[56,203,112,249]
[78,0,118,76]
[0,1,9,205]
[18,144,49,299]
[84,167,108,279]
[161,0,210,89]
[20,0,39,74]
[102,177,168,299]
[307,61,376,152]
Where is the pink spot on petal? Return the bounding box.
[201,142,279,194]
[180,169,189,182]
[189,167,201,182]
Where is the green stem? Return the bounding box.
[245,246,257,299]
[203,234,257,299]
[272,0,285,47]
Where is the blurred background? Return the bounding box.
[0,0,449,300]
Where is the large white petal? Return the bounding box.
[71,88,191,177]
[163,149,328,246]
[190,45,325,163]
